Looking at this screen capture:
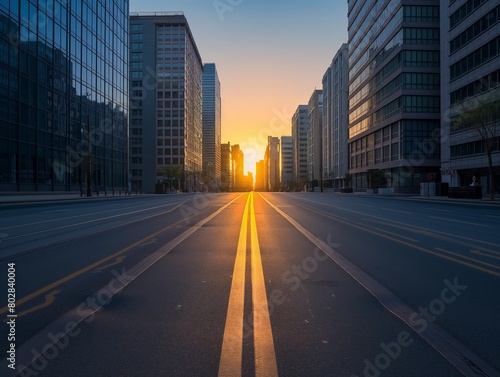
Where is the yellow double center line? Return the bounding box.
[218,192,279,377]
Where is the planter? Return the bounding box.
[378,187,394,196]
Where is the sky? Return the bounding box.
[129,0,349,176]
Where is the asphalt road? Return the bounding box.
[0,192,499,377]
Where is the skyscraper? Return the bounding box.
[0,1,129,193]
[129,12,203,193]
[231,144,244,190]
[202,63,221,191]
[323,43,349,189]
[307,90,323,190]
[265,136,280,191]
[440,0,500,195]
[292,105,309,189]
[220,142,232,192]
[347,1,441,191]
[280,136,293,190]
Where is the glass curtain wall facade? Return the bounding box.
[129,13,203,193]
[347,0,441,192]
[202,63,221,191]
[441,0,500,194]
[0,0,129,193]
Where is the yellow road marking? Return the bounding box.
[218,193,250,377]
[14,290,61,318]
[250,192,279,377]
[93,256,127,272]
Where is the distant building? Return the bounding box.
[347,1,441,192]
[202,63,221,192]
[129,13,203,193]
[265,136,280,191]
[292,105,309,190]
[322,43,349,189]
[231,144,244,190]
[440,0,500,194]
[280,136,293,190]
[255,160,266,191]
[0,2,129,193]
[220,142,232,191]
[308,90,323,190]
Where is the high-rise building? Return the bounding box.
[202,63,221,191]
[323,43,349,189]
[231,144,244,190]
[265,136,280,191]
[0,1,129,193]
[280,136,293,190]
[292,105,309,189]
[129,12,203,193]
[347,1,441,192]
[440,0,500,194]
[255,160,265,191]
[220,142,232,192]
[307,90,323,190]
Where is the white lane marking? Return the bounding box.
[0,199,187,230]
[429,216,489,228]
[425,207,451,212]
[4,200,190,240]
[381,207,412,214]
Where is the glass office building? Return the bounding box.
[0,0,129,193]
[202,63,221,191]
[347,1,441,191]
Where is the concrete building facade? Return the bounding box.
[322,43,349,189]
[220,142,232,192]
[440,0,500,195]
[129,13,203,193]
[280,136,293,190]
[292,105,309,190]
[265,136,280,191]
[307,90,323,190]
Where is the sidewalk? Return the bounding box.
[311,190,500,205]
[0,192,148,204]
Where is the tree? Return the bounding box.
[368,169,387,189]
[159,165,184,191]
[454,94,500,201]
[344,172,351,187]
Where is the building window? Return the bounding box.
[450,36,500,80]
[450,0,488,29]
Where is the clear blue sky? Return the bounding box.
[129,0,349,173]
